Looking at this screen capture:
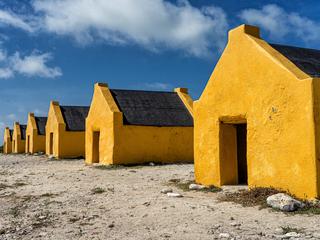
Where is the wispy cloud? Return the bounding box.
[0,67,13,79]
[6,113,16,121]
[33,108,46,116]
[239,4,320,42]
[10,52,62,78]
[143,82,172,91]
[0,49,62,79]
[31,0,228,57]
[0,9,35,32]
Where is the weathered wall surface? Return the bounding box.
[194,25,318,199]
[113,125,193,165]
[3,128,12,154]
[46,102,85,158]
[12,123,25,153]
[26,113,46,154]
[86,83,194,165]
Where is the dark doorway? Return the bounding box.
[236,124,247,184]
[92,131,100,163]
[49,133,53,155]
[220,122,248,185]
[27,135,30,153]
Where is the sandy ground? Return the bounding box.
[0,154,319,240]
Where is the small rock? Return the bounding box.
[266,193,304,212]
[48,155,55,160]
[282,232,300,239]
[108,223,115,228]
[189,183,206,190]
[219,233,230,238]
[274,228,283,235]
[167,192,183,198]
[161,188,173,194]
[37,215,47,220]
[230,222,241,227]
[38,232,47,237]
[149,162,155,166]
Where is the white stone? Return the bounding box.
[167,192,183,198]
[274,228,283,235]
[189,183,206,190]
[266,193,304,212]
[230,222,241,227]
[282,232,300,239]
[219,233,230,238]
[149,162,155,166]
[313,233,320,238]
[161,188,173,194]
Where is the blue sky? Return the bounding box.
[1,0,320,142]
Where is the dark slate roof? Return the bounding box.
[20,125,27,140]
[60,106,89,131]
[110,89,193,127]
[35,117,47,135]
[270,43,320,77]
[9,129,13,141]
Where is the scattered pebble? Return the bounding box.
[161,188,173,194]
[189,183,206,190]
[219,233,230,238]
[282,232,300,239]
[167,192,183,198]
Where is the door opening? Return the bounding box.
[27,135,30,153]
[220,122,247,185]
[236,124,247,184]
[13,140,15,152]
[92,131,100,163]
[49,133,53,155]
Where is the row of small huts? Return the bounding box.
[3,84,194,165]
[3,25,320,200]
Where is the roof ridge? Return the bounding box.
[110,88,175,94]
[270,43,320,53]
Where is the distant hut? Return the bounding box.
[86,83,194,165]
[46,101,89,158]
[25,113,47,154]
[12,122,26,153]
[3,127,13,154]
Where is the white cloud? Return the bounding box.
[0,49,6,61]
[0,9,34,32]
[33,109,46,116]
[0,48,62,79]
[239,4,320,42]
[10,52,62,78]
[32,0,228,57]
[0,68,13,79]
[6,113,16,120]
[144,82,172,91]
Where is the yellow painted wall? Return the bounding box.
[194,24,318,199]
[12,122,26,153]
[45,101,85,158]
[3,127,12,154]
[25,113,46,154]
[86,83,194,165]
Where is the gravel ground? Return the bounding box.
[0,154,319,240]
